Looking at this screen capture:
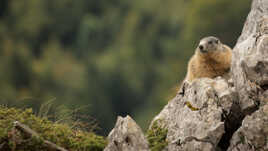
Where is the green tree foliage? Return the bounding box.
[184,0,251,48]
[0,0,251,134]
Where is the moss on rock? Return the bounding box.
[146,121,168,151]
[0,106,107,151]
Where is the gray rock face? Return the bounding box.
[105,1,268,151]
[228,104,268,151]
[151,77,240,151]
[227,0,268,150]
[104,115,149,151]
[232,0,268,113]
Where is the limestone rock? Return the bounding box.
[227,0,268,150]
[228,104,268,151]
[104,115,149,151]
[151,77,240,151]
[231,0,268,114]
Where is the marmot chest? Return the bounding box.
[193,58,227,78]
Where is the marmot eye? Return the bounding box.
[199,45,204,50]
[215,40,219,44]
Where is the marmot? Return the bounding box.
[185,36,232,83]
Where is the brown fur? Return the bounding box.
[185,37,232,83]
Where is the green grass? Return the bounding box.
[146,121,168,151]
[0,106,107,151]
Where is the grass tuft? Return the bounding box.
[146,120,168,151]
[0,106,107,151]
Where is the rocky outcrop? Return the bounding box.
[104,116,149,151]
[227,104,268,151]
[231,0,268,114]
[150,77,241,151]
[227,0,268,150]
[105,0,268,150]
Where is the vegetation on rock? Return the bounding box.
[146,121,168,151]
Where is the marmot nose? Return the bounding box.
[199,45,204,50]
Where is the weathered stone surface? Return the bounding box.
[151,77,240,151]
[104,115,149,151]
[228,104,268,151]
[231,0,268,114]
[227,0,268,150]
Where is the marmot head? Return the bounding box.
[198,36,221,53]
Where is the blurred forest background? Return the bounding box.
[0,0,251,135]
